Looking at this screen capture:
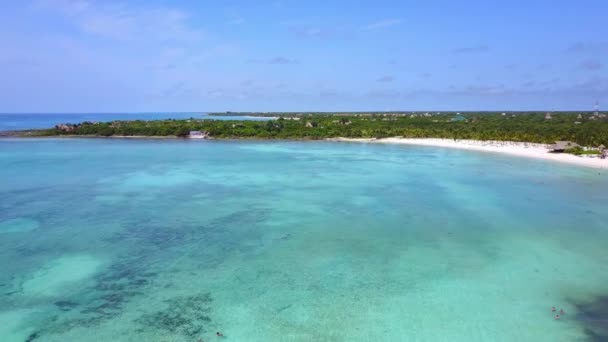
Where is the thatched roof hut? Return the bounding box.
[548,141,581,152]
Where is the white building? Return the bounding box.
[188,131,209,139]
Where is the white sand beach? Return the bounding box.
[329,137,608,169]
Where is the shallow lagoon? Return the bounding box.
[1,138,607,341]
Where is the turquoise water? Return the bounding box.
[0,113,274,131]
[1,138,607,341]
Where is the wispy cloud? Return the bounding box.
[367,89,402,98]
[227,16,245,25]
[522,80,536,88]
[291,26,334,39]
[268,57,298,64]
[319,89,342,98]
[0,56,39,68]
[32,0,205,43]
[579,60,602,71]
[31,0,90,15]
[452,45,489,54]
[568,76,608,94]
[240,79,254,87]
[159,81,187,98]
[225,8,245,25]
[250,57,298,65]
[565,42,608,54]
[362,19,402,31]
[147,62,177,70]
[451,84,507,95]
[565,42,587,53]
[376,75,394,82]
[25,0,243,77]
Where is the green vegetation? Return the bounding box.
[564,147,601,155]
[23,112,608,147]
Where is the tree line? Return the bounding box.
[28,112,608,147]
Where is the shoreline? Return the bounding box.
[329,137,608,169]
[3,134,607,169]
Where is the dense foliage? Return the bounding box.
[28,112,608,146]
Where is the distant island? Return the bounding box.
[10,112,608,147]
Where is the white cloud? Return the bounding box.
[362,19,402,31]
[250,57,298,65]
[452,45,489,54]
[376,75,394,82]
[227,15,245,25]
[31,0,91,15]
[0,1,247,111]
[32,0,206,43]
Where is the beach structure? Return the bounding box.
[600,145,607,159]
[188,130,209,139]
[547,141,580,152]
[55,123,76,132]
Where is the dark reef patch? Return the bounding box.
[14,244,54,258]
[54,300,79,312]
[136,293,213,338]
[11,206,267,340]
[573,296,608,341]
[25,331,40,342]
[25,254,159,340]
[105,221,203,250]
[81,256,154,320]
[207,208,271,230]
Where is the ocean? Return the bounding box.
[1,137,607,341]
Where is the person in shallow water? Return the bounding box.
[551,306,556,312]
[216,332,224,337]
[554,315,560,320]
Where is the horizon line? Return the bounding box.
[0,110,604,115]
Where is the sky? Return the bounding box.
[0,0,607,112]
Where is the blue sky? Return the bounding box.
[1,0,607,112]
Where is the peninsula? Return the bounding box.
[6,111,608,168]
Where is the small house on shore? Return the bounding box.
[547,141,580,152]
[188,131,209,139]
[55,123,76,132]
